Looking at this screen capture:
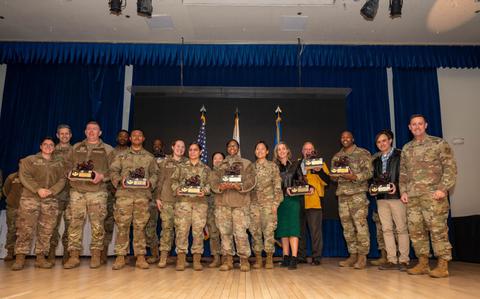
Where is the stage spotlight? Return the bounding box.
[137,0,153,18]
[390,0,403,18]
[109,0,125,16]
[360,0,379,21]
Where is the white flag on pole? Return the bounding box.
[232,108,241,157]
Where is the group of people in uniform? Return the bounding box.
[1,114,456,278]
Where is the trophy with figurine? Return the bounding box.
[69,160,95,181]
[124,167,149,188]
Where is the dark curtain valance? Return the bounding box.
[1,42,479,68]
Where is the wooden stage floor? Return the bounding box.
[1,258,479,299]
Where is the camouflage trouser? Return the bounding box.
[67,190,108,251]
[159,202,175,252]
[372,211,385,250]
[50,189,70,253]
[145,201,159,249]
[249,203,278,253]
[206,200,221,256]
[114,196,150,256]
[174,201,208,254]
[15,196,58,255]
[5,204,17,251]
[338,193,370,255]
[103,191,116,249]
[215,205,251,258]
[407,194,452,261]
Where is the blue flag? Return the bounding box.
[197,106,208,164]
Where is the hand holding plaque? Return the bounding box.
[222,163,242,185]
[331,156,351,175]
[304,151,324,170]
[178,175,204,196]
[69,160,96,181]
[369,173,395,196]
[124,167,149,189]
[288,175,311,196]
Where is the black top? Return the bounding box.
[372,148,401,200]
[276,160,304,195]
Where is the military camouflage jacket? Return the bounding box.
[55,143,72,192]
[252,160,283,207]
[3,172,23,208]
[332,145,373,196]
[110,147,158,199]
[19,152,66,199]
[171,159,211,203]
[211,154,257,208]
[155,155,188,203]
[399,134,457,197]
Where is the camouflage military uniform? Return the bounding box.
[399,135,457,261]
[332,145,373,256]
[50,144,73,256]
[206,194,221,256]
[3,172,23,254]
[250,160,283,254]
[145,156,165,253]
[372,211,385,251]
[15,153,66,255]
[66,139,113,252]
[171,160,211,254]
[155,155,187,253]
[211,155,256,259]
[110,147,158,256]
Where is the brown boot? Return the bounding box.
[11,254,26,271]
[136,255,149,269]
[354,255,367,269]
[35,255,54,269]
[339,254,357,267]
[253,252,263,269]
[407,256,430,275]
[193,253,203,271]
[265,252,274,269]
[209,254,221,268]
[370,249,387,266]
[64,250,80,269]
[146,246,159,264]
[240,257,250,272]
[429,258,449,278]
[157,251,168,268]
[112,255,125,270]
[48,247,56,265]
[62,250,70,265]
[4,248,15,261]
[219,255,234,271]
[100,246,109,265]
[176,253,186,271]
[90,249,102,269]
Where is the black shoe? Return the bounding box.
[288,257,298,270]
[379,262,400,270]
[297,257,307,264]
[311,258,321,266]
[280,255,290,267]
[399,262,410,272]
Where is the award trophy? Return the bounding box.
[222,163,242,184]
[69,160,95,181]
[369,173,395,196]
[124,167,149,188]
[178,175,203,196]
[304,151,324,170]
[289,175,311,196]
[331,156,351,175]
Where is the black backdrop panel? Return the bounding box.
[133,93,346,219]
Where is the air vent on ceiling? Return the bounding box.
[146,14,175,29]
[281,15,308,32]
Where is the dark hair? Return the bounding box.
[211,152,225,161]
[409,114,427,123]
[375,129,394,142]
[254,140,269,151]
[341,130,354,138]
[40,136,55,145]
[130,129,145,136]
[117,129,130,135]
[226,139,240,148]
[86,120,101,129]
[189,142,203,151]
[171,139,185,147]
[56,124,71,133]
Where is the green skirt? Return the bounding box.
[275,195,301,238]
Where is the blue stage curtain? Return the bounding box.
[2,42,480,68]
[392,68,443,147]
[0,64,125,176]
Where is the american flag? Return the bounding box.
[197,105,208,164]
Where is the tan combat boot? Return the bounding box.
[429,258,449,278]
[47,247,56,264]
[136,255,149,269]
[146,246,159,264]
[253,252,263,269]
[11,254,26,271]
[265,252,274,269]
[63,250,80,269]
[112,255,125,270]
[339,253,357,267]
[90,249,102,269]
[407,256,430,275]
[4,248,15,261]
[240,257,250,272]
[100,246,109,265]
[193,253,203,271]
[157,251,168,268]
[62,250,70,265]
[219,255,234,271]
[354,255,367,269]
[176,253,186,271]
[209,254,221,268]
[370,249,387,266]
[35,255,54,269]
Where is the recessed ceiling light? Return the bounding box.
[0,16,5,20]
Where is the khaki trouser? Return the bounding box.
[377,199,410,263]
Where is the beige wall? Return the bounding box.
[438,68,480,217]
